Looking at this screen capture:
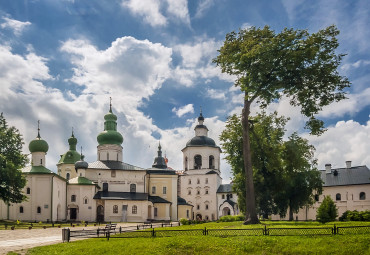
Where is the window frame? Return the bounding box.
[113,205,118,214]
[132,205,138,214]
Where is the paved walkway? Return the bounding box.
[0,223,138,254]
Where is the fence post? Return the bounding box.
[152,228,155,237]
[333,224,336,235]
[97,228,100,237]
[151,223,152,229]
[203,227,207,235]
[162,223,163,227]
[119,226,122,233]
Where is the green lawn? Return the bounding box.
[20,221,370,255]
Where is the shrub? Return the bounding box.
[316,196,338,223]
[340,210,370,221]
[179,218,189,225]
[219,215,244,222]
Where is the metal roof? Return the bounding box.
[93,191,148,200]
[321,165,370,187]
[217,184,233,193]
[88,160,144,171]
[148,196,171,204]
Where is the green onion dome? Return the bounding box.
[29,129,49,153]
[97,107,123,146]
[58,132,81,164]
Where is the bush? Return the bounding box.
[179,218,190,225]
[219,215,244,222]
[316,196,338,223]
[339,210,370,221]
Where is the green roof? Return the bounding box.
[29,138,49,153]
[58,150,81,164]
[97,107,123,146]
[22,165,54,174]
[68,176,97,186]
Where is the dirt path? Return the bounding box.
[0,223,138,254]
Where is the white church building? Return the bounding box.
[0,105,238,222]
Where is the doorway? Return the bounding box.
[222,207,231,216]
[70,208,77,220]
[97,205,104,222]
[122,205,128,222]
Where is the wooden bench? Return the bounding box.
[104,223,117,234]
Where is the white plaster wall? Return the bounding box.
[180,173,221,220]
[67,185,96,222]
[182,147,221,171]
[104,200,148,222]
[271,184,370,221]
[52,176,67,221]
[86,169,146,193]
[97,144,123,161]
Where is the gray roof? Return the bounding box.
[146,168,177,175]
[93,191,148,200]
[177,196,193,206]
[219,199,236,210]
[88,161,144,171]
[148,196,171,204]
[206,170,218,175]
[321,165,370,187]
[217,184,233,193]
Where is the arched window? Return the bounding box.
[37,206,41,214]
[194,155,202,169]
[197,178,200,184]
[111,170,116,178]
[336,193,341,201]
[188,190,191,195]
[205,204,209,210]
[360,192,366,200]
[103,183,108,192]
[163,187,167,194]
[40,159,42,165]
[314,194,319,202]
[113,205,118,214]
[185,157,188,170]
[20,206,24,213]
[130,184,136,193]
[152,186,156,194]
[83,197,88,204]
[132,205,137,214]
[66,173,70,180]
[188,179,191,185]
[71,195,76,202]
[205,189,209,195]
[209,155,214,169]
[197,190,200,195]
[26,187,31,194]
[205,178,208,184]
[196,205,200,210]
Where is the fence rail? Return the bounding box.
[63,224,370,242]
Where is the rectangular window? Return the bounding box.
[152,186,156,194]
[196,205,200,210]
[188,190,191,195]
[71,195,76,202]
[186,210,189,218]
[205,190,209,195]
[205,204,209,210]
[132,205,137,214]
[163,187,167,194]
[154,208,158,217]
[188,179,191,185]
[111,170,116,178]
[205,178,208,184]
[113,205,118,214]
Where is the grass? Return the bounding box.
[18,221,370,255]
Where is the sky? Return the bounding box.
[0,0,370,183]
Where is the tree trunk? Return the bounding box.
[242,95,259,224]
[288,200,294,221]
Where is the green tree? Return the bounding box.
[220,112,322,220]
[316,196,338,223]
[214,25,349,224]
[279,133,323,220]
[0,113,27,204]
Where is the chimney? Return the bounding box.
[346,161,352,168]
[325,164,332,174]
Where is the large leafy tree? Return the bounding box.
[279,133,323,220]
[214,25,350,224]
[221,112,322,220]
[0,113,27,204]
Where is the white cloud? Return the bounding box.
[206,88,226,100]
[121,0,167,26]
[305,119,370,170]
[1,17,31,36]
[121,0,190,27]
[172,104,194,117]
[194,0,214,18]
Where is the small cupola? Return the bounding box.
[29,121,48,167]
[194,109,209,137]
[152,142,167,169]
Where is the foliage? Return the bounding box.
[279,133,323,220]
[316,196,338,223]
[179,218,190,225]
[218,215,244,222]
[220,112,322,220]
[339,210,370,221]
[0,113,27,204]
[214,25,350,224]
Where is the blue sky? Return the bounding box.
[1,0,370,182]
